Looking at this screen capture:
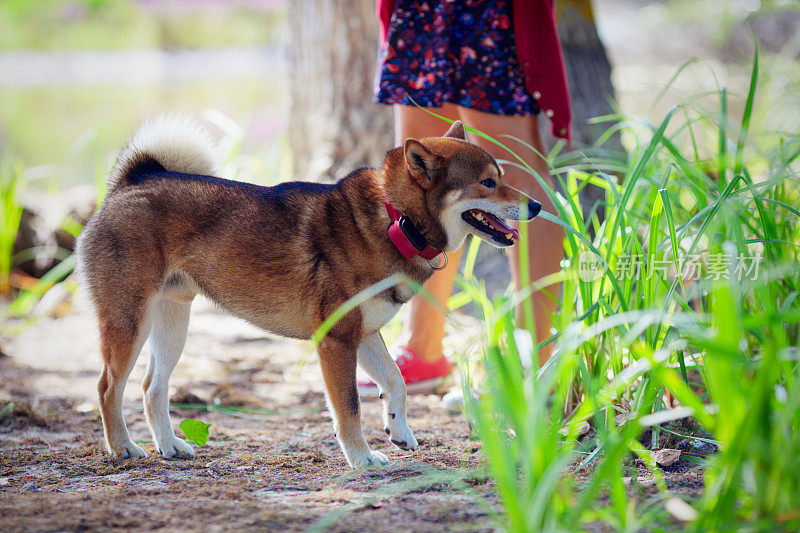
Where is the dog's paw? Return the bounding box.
[347,449,390,469]
[157,437,195,459]
[385,420,419,451]
[111,440,148,459]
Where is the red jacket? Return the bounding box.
[376,0,572,142]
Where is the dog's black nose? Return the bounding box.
[527,200,542,219]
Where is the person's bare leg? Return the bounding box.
[457,108,564,364]
[395,104,463,363]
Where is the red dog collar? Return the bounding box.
[385,201,443,261]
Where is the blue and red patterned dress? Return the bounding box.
[375,0,540,117]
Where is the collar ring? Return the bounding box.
[427,251,448,271]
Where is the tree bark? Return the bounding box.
[553,0,621,151]
[287,0,394,182]
[544,0,623,224]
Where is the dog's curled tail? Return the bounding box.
[107,114,221,194]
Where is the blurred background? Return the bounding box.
[0,0,798,309]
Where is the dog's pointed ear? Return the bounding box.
[443,120,466,140]
[404,139,443,190]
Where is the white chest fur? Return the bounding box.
[360,298,402,334]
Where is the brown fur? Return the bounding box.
[77,118,536,466]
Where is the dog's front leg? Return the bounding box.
[318,336,390,468]
[356,332,418,452]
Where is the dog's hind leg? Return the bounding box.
[356,333,418,452]
[142,296,194,458]
[318,333,390,468]
[97,309,153,459]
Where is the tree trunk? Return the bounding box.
[554,0,621,150]
[287,0,394,182]
[549,0,623,223]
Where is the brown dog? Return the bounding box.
[76,115,540,468]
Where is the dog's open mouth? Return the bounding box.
[461,209,520,246]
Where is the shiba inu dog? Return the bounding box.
[76,115,541,468]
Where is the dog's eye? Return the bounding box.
[480,178,496,189]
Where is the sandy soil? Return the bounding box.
[0,299,705,532]
[0,299,499,532]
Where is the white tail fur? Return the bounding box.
[107,114,221,192]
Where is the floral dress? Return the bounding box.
[374,0,539,116]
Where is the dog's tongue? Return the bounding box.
[480,211,520,240]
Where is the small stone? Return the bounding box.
[558,421,590,437]
[205,459,225,472]
[211,382,261,408]
[170,388,206,405]
[651,448,681,467]
[22,482,39,492]
[614,411,635,426]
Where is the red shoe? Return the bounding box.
[358,347,453,396]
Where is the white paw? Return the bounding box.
[385,419,418,451]
[157,437,195,458]
[347,449,390,469]
[112,440,148,459]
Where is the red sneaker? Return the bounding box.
[358,347,453,396]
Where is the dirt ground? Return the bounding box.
[0,298,705,532]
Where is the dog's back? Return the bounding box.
[77,116,393,340]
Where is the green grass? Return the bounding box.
[0,152,25,298]
[0,79,285,187]
[0,0,285,51]
[1,37,798,531]
[455,48,800,531]
[309,48,799,530]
